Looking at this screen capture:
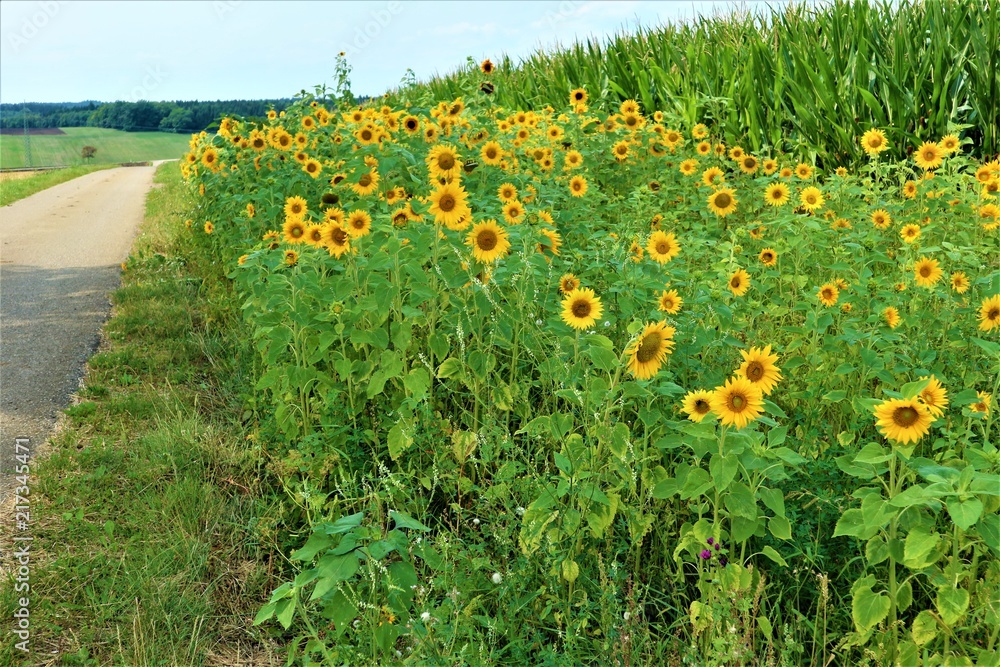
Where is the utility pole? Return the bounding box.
[22,101,33,169]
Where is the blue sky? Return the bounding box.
[1,1,783,103]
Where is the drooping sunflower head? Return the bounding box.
[883,306,901,329]
[560,287,603,330]
[918,376,949,418]
[626,321,676,380]
[536,228,562,257]
[710,376,765,429]
[283,249,299,267]
[873,397,932,445]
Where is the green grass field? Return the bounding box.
[0,127,191,169]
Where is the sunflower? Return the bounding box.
[502,200,525,224]
[612,140,631,162]
[871,209,891,229]
[883,306,901,329]
[203,221,214,234]
[680,159,699,176]
[647,231,681,264]
[764,182,790,207]
[702,166,725,187]
[355,123,379,145]
[758,248,778,266]
[428,181,471,227]
[971,391,992,414]
[913,257,943,288]
[817,283,839,307]
[903,181,918,198]
[728,146,745,161]
[559,273,580,294]
[467,219,511,263]
[664,129,683,148]
[480,58,495,74]
[832,218,852,230]
[918,376,949,418]
[569,175,588,197]
[322,223,351,257]
[282,217,307,244]
[497,183,518,203]
[900,224,921,243]
[658,289,682,314]
[537,228,562,257]
[939,134,960,154]
[728,268,750,296]
[626,321,676,380]
[426,144,463,180]
[283,249,299,267]
[779,167,793,178]
[262,230,280,250]
[739,155,759,174]
[682,390,715,422]
[346,210,372,238]
[861,129,889,156]
[873,397,932,445]
[980,203,1000,229]
[950,271,970,294]
[799,186,824,211]
[201,147,220,170]
[561,288,603,330]
[795,163,813,180]
[835,167,848,177]
[284,195,308,219]
[480,141,503,165]
[402,115,420,134]
[710,376,765,429]
[304,224,325,246]
[570,88,588,106]
[708,188,738,217]
[564,150,583,170]
[762,159,778,175]
[303,158,322,178]
[736,345,782,395]
[914,141,944,170]
[696,140,712,156]
[749,225,766,240]
[350,170,380,197]
[979,294,1000,332]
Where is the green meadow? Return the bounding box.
[0,127,190,169]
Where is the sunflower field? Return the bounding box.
[180,61,1000,666]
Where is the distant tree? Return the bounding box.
[81,145,97,162]
[159,106,194,132]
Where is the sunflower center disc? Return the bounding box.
[358,174,371,187]
[695,400,710,414]
[731,395,745,410]
[572,301,591,318]
[746,363,764,381]
[438,155,455,170]
[478,232,497,251]
[657,243,669,254]
[894,407,919,427]
[989,308,999,320]
[636,334,661,363]
[439,195,455,212]
[716,193,732,208]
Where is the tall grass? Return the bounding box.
[391,0,999,164]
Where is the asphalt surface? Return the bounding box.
[0,164,159,505]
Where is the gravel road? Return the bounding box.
[0,164,161,504]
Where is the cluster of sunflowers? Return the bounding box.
[182,83,998,452]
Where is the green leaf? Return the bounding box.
[833,509,866,538]
[253,601,276,626]
[901,377,932,399]
[935,585,969,626]
[758,487,785,516]
[946,497,983,530]
[852,584,891,634]
[587,345,619,373]
[768,515,792,540]
[292,532,334,562]
[866,535,890,565]
[275,597,296,630]
[387,423,413,461]
[710,452,739,492]
[437,357,464,379]
[767,424,788,447]
[311,553,360,601]
[724,482,758,519]
[823,390,848,402]
[389,510,430,533]
[903,528,940,568]
[320,590,358,638]
[403,368,430,399]
[760,545,787,567]
[972,337,1000,358]
[854,442,892,464]
[911,610,938,646]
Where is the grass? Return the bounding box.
[0,163,284,666]
[0,127,191,169]
[0,165,115,207]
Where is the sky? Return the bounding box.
[1,0,786,104]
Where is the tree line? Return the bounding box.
[0,99,293,133]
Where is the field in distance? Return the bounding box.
[0,127,191,169]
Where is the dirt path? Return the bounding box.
[0,163,164,504]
